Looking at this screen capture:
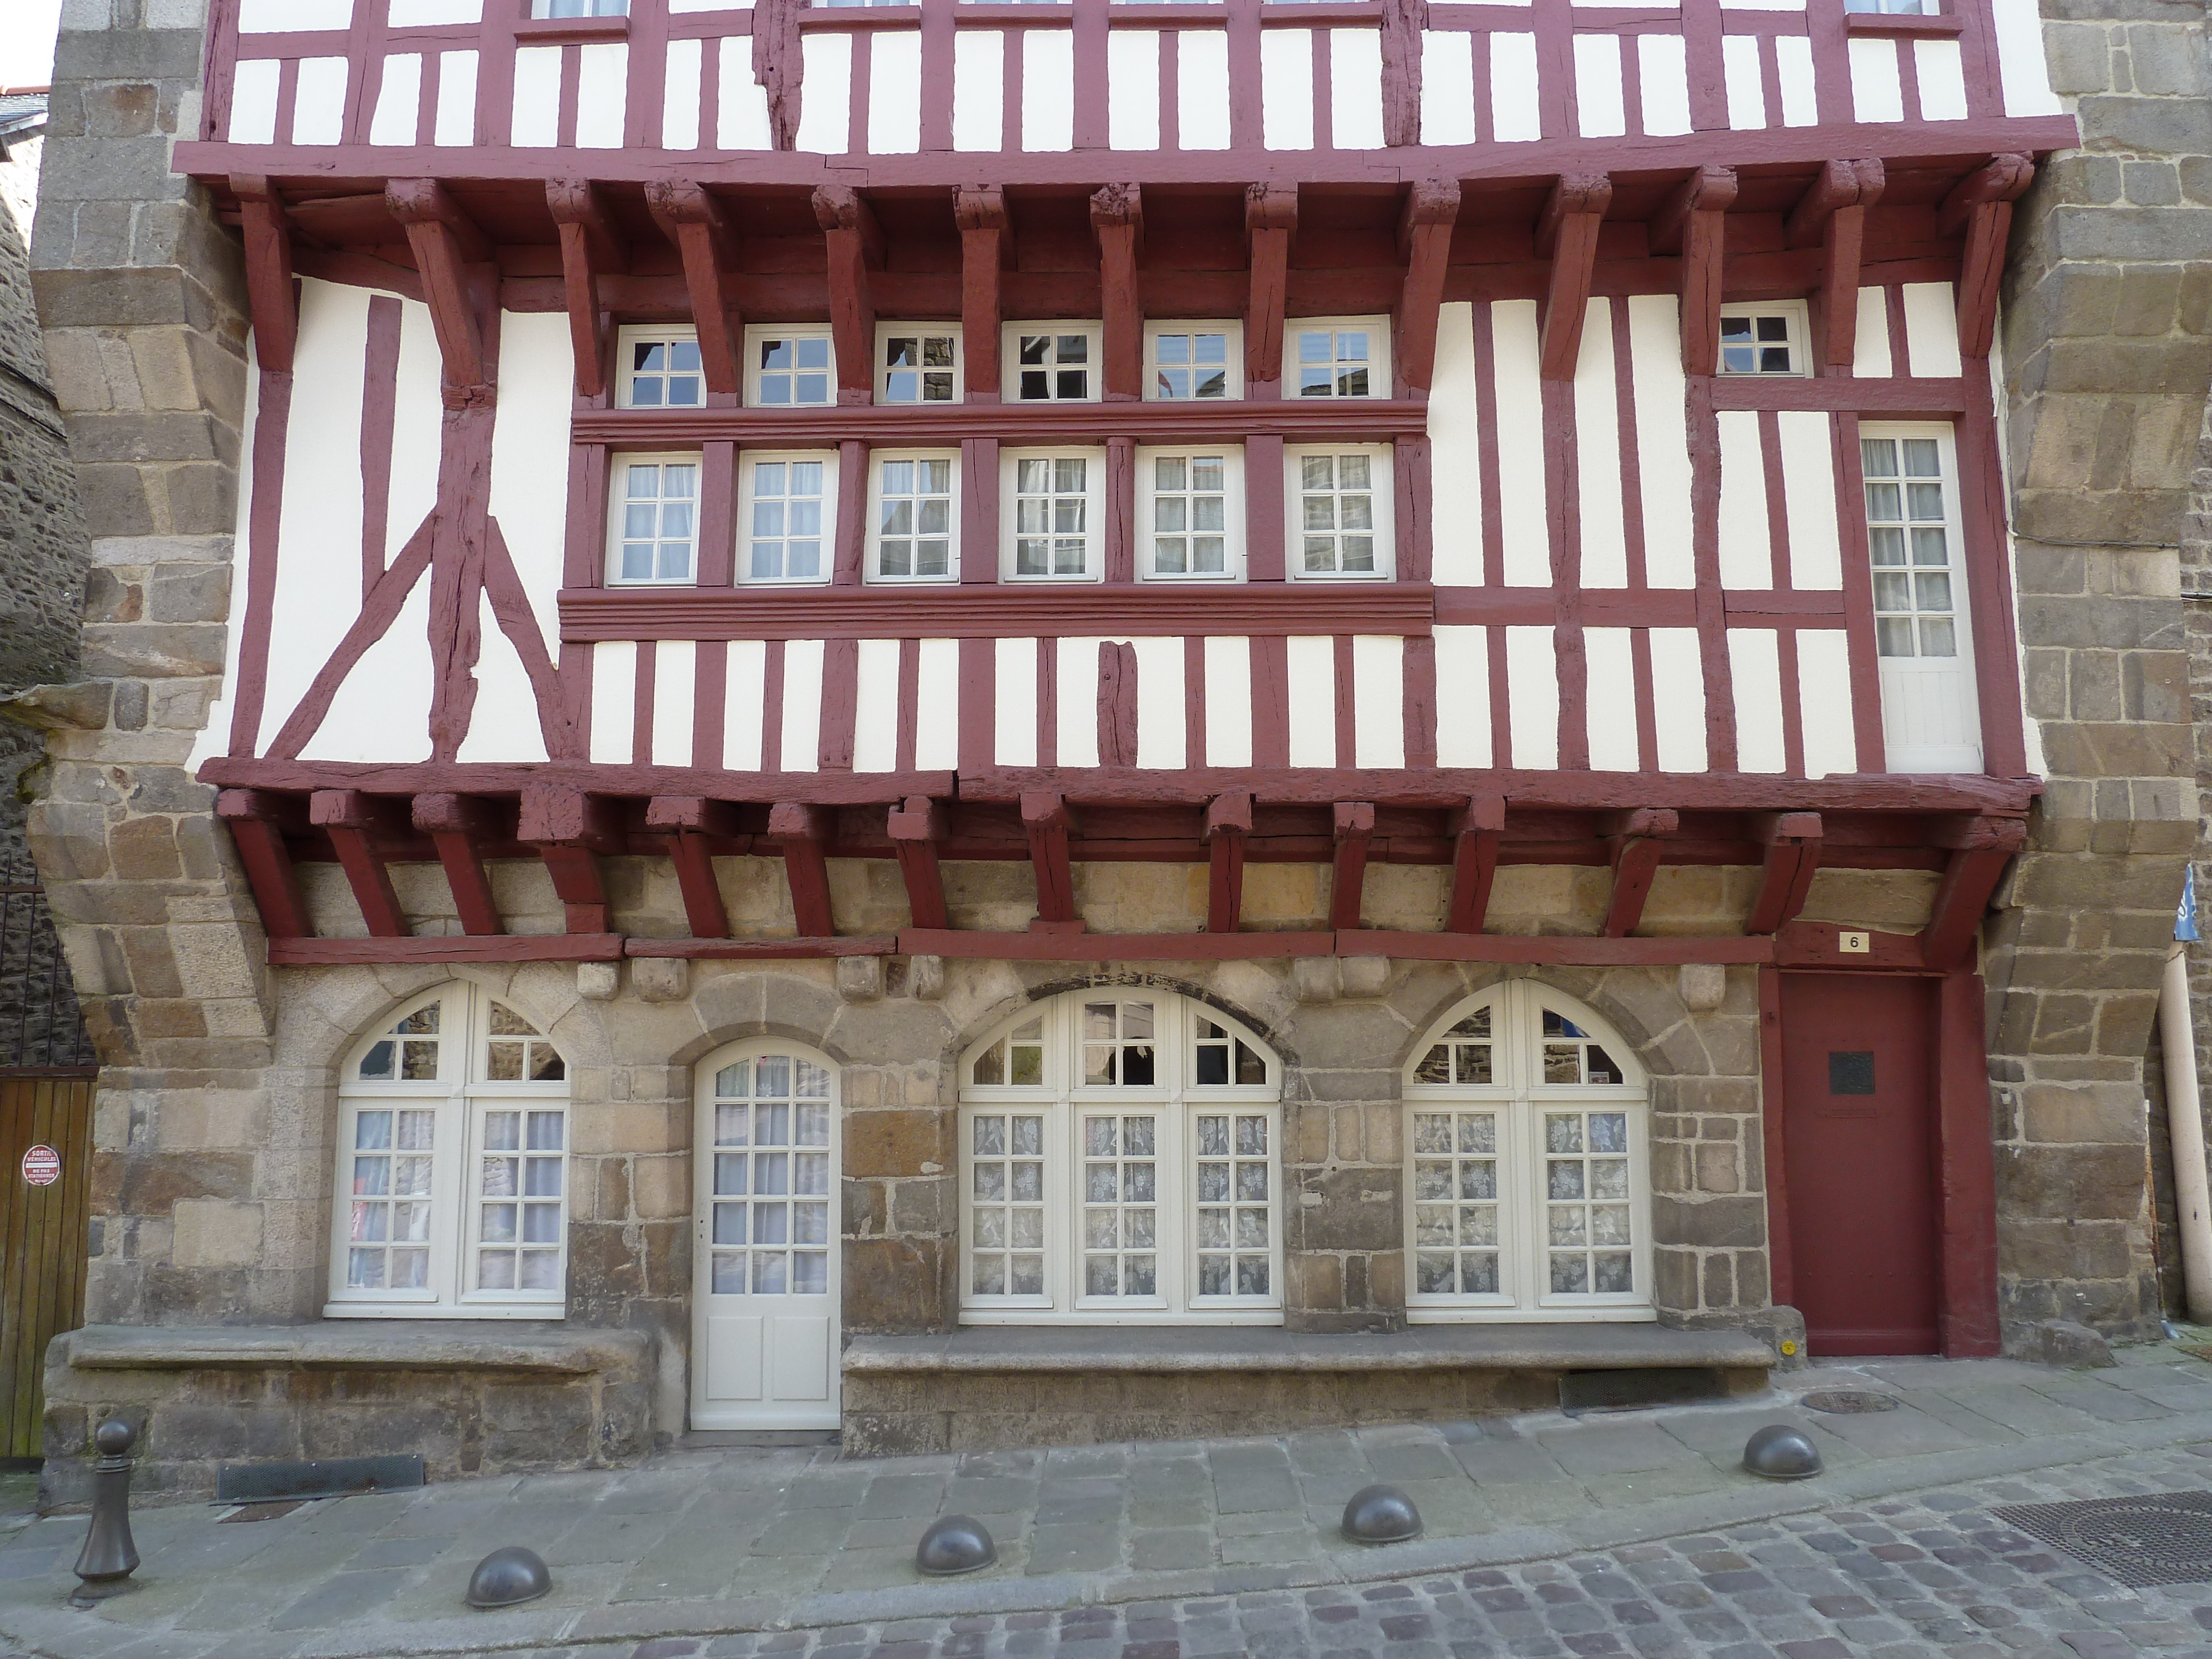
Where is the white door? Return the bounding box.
[691,1045,841,1429]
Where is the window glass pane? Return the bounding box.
[1014,455,1093,577]
[1543,1109,1636,1299]
[1194,1113,1270,1298]
[1081,1112,1159,1299]
[1863,433,1956,663]
[1296,453,1379,575]
[749,457,831,581]
[627,333,703,406]
[876,455,956,578]
[708,1053,828,1300]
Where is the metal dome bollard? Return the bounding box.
[1340,1484,1423,1544]
[465,1546,552,1609]
[69,1418,142,1608]
[915,1514,997,1575]
[1741,1423,1823,1480]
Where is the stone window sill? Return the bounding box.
[58,1322,646,1376]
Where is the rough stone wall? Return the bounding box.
[2179,375,2212,1320]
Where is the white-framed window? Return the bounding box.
[328,984,570,1319]
[739,451,836,584]
[1285,444,1393,579]
[1286,317,1390,399]
[1844,0,1933,12]
[537,0,627,15]
[618,326,704,409]
[1862,422,1982,771]
[1717,301,1811,377]
[1146,321,1241,401]
[961,990,1282,1324]
[877,324,961,405]
[1405,982,1651,1324]
[608,454,700,585]
[745,326,836,408]
[1003,448,1106,580]
[1005,324,1103,403]
[1139,447,1243,580]
[870,451,959,581]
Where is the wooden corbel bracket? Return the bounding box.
[229,174,298,374]
[1921,815,2027,969]
[1600,806,1677,938]
[813,185,884,406]
[310,788,410,939]
[1785,158,1886,368]
[1204,790,1253,935]
[1396,180,1462,396]
[646,179,743,395]
[646,795,743,938]
[1445,795,1506,934]
[1650,165,1738,378]
[1745,811,1823,936]
[1245,184,1298,397]
[1092,185,1145,401]
[545,179,628,398]
[215,787,311,940]
[1021,790,1081,932]
[954,185,1014,400]
[1330,802,1377,931]
[518,783,623,933]
[768,801,836,937]
[888,796,950,931]
[1941,154,2035,359]
[385,178,492,390]
[412,791,507,937]
[1537,173,1611,382]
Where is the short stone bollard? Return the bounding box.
[69,1418,142,1608]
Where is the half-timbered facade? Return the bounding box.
[25,0,2200,1489]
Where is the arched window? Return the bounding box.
[1404,983,1652,1323]
[327,984,569,1318]
[959,989,1281,1324]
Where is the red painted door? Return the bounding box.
[1777,974,1940,1356]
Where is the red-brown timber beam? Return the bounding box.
[1942,154,2035,360]
[230,174,296,373]
[646,179,742,394]
[1092,184,1144,403]
[1786,158,1885,369]
[1445,794,1505,933]
[1022,790,1081,930]
[1601,807,1677,937]
[546,179,626,399]
[1745,811,1823,936]
[646,795,742,938]
[768,802,835,937]
[954,185,1011,402]
[1537,173,1610,382]
[310,789,409,938]
[411,791,504,936]
[1920,815,2026,969]
[888,795,950,930]
[1245,184,1297,399]
[1206,790,1252,934]
[814,184,884,406]
[1395,180,1461,396]
[384,178,489,388]
[214,788,311,939]
[1649,165,1737,379]
[1329,802,1376,930]
[518,783,619,933]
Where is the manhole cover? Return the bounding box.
[1798,1390,1901,1414]
[1994,1492,2212,1587]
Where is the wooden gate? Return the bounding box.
[0,1077,92,1460]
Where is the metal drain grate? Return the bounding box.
[1994,1492,2212,1587]
[1798,1390,1901,1414]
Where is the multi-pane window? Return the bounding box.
[1717,303,1808,377]
[1006,326,1102,402]
[620,329,704,409]
[1844,0,1931,12]
[1405,983,1648,1322]
[1864,434,1957,660]
[536,0,627,14]
[741,453,834,583]
[706,1054,833,1297]
[878,326,960,404]
[1288,446,1391,578]
[1005,450,1103,579]
[1288,319,1389,399]
[959,992,1280,1323]
[609,457,698,585]
[1141,450,1239,579]
[872,453,957,580]
[748,330,834,407]
[1147,323,1238,400]
[331,985,569,1318]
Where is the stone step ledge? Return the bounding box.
[58,1321,648,1376]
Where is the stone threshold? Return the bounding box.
[844,1322,1776,1376]
[59,1321,648,1375]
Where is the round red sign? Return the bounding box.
[20,1145,60,1187]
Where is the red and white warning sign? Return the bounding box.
[20,1145,60,1187]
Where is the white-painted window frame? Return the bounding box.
[1861,420,1983,772]
[607,452,703,586]
[1138,445,1245,581]
[868,448,962,582]
[744,324,837,409]
[738,450,838,586]
[959,992,1283,1326]
[536,0,628,17]
[1144,320,1243,401]
[1001,446,1108,581]
[875,322,963,406]
[615,323,706,410]
[1404,983,1653,1325]
[1004,321,1105,404]
[1717,300,1813,378]
[1283,442,1395,581]
[1284,315,1392,400]
[327,984,571,1321]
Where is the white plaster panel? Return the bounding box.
[1627,294,1693,588]
[781,639,825,771]
[1432,626,1491,768]
[589,642,639,765]
[796,33,852,153]
[1992,0,2064,114]
[1572,34,1625,139]
[1490,34,1541,140]
[674,0,754,10]
[1795,630,1856,779]
[651,640,698,769]
[994,637,1037,765]
[915,640,961,770]
[1057,637,1103,768]
[1851,286,1893,378]
[489,310,576,677]
[369,53,422,145]
[389,0,482,22]
[1720,0,1801,8]
[228,59,280,144]
[1583,628,1637,772]
[665,36,704,150]
[241,0,349,28]
[311,578,435,765]
[1178,32,1233,149]
[1331,29,1385,149]
[1715,410,1769,590]
[1023,30,1076,152]
[293,58,349,145]
[1848,37,1903,124]
[1573,298,1626,588]
[1647,628,1707,772]
[1490,300,1549,587]
[723,640,768,771]
[852,638,901,771]
[1777,411,1842,590]
[1728,629,1786,773]
[190,334,261,772]
[1285,635,1335,766]
[1351,636,1404,769]
[1914,38,1968,119]
[1721,36,1764,129]
[1131,636,1186,769]
[1261,29,1314,150]
[1637,34,1691,136]
[387,299,444,566]
[575,44,627,148]
[718,39,774,149]
[1504,627,1558,770]
[512,46,562,148]
[1776,36,1817,124]
[1427,302,1483,588]
[1420,32,1476,145]
[869,31,922,154]
[435,50,478,145]
[1902,282,1963,377]
[953,30,1004,152]
[1109,30,1161,150]
[1203,637,1252,765]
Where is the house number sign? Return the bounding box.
[20,1145,59,1187]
